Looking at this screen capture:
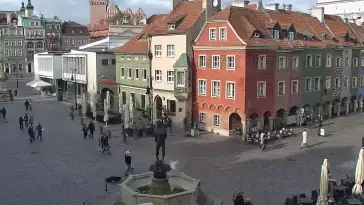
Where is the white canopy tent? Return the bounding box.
[26,79,40,87]
[30,80,52,88]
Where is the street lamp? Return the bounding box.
[13,65,19,88]
[318,78,327,136]
[146,34,153,126]
[70,69,78,110]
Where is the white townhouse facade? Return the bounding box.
[316,0,364,24]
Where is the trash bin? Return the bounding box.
[57,88,63,101]
[320,128,325,136]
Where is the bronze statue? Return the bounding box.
[154,120,167,160]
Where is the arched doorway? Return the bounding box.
[350,96,357,112]
[263,111,271,130]
[323,101,330,119]
[288,106,298,126]
[313,103,321,121]
[289,106,298,116]
[154,96,163,119]
[100,88,114,108]
[27,42,34,48]
[248,113,259,132]
[275,109,286,129]
[341,97,348,115]
[229,113,242,135]
[331,98,339,117]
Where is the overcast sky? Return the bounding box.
[0,0,315,25]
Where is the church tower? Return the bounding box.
[89,0,108,25]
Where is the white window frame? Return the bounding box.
[198,55,206,68]
[18,40,22,46]
[257,81,266,98]
[353,57,359,67]
[277,81,285,96]
[135,68,139,79]
[326,54,332,67]
[219,27,227,40]
[288,31,294,40]
[155,70,162,82]
[336,57,342,67]
[127,56,131,60]
[305,77,312,92]
[335,77,341,88]
[278,56,286,70]
[212,55,220,69]
[209,28,216,40]
[226,81,235,99]
[4,40,9,46]
[199,112,206,123]
[273,30,279,39]
[325,76,331,89]
[134,56,138,60]
[142,56,147,60]
[345,57,349,66]
[314,77,321,91]
[167,71,174,83]
[352,77,358,88]
[142,69,147,80]
[198,79,207,96]
[226,55,235,70]
[176,71,185,87]
[291,80,299,94]
[167,45,175,57]
[211,80,220,97]
[155,45,162,57]
[292,56,299,69]
[212,114,221,127]
[306,55,312,67]
[258,55,266,69]
[315,55,321,67]
[343,76,349,87]
[361,57,364,67]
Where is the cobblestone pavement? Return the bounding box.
[1,79,364,204]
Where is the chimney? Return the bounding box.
[6,13,10,23]
[287,4,292,11]
[309,7,325,23]
[265,3,279,11]
[257,0,263,10]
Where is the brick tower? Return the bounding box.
[89,0,108,25]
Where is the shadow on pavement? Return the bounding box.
[264,143,287,151]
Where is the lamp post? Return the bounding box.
[146,34,153,126]
[70,69,78,110]
[13,64,19,88]
[318,78,327,136]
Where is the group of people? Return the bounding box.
[18,100,43,143]
[82,121,95,139]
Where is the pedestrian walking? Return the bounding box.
[125,150,132,176]
[88,121,95,138]
[301,129,309,148]
[28,126,35,143]
[1,107,6,120]
[82,124,88,140]
[24,100,29,111]
[24,114,28,127]
[260,131,266,150]
[19,116,24,130]
[36,122,43,141]
[29,116,34,128]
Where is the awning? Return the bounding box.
[26,79,39,86]
[30,80,52,88]
[99,79,116,85]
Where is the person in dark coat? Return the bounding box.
[88,121,95,138]
[19,116,24,130]
[36,122,43,140]
[125,150,132,176]
[24,100,29,111]
[14,88,17,96]
[28,126,35,143]
[29,116,34,128]
[82,124,88,140]
[154,120,167,160]
[24,114,28,127]
[1,107,6,120]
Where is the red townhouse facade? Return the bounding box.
[193,6,276,136]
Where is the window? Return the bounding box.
[305,78,312,91]
[4,40,8,46]
[326,54,332,67]
[11,49,16,56]
[155,70,162,82]
[198,79,206,95]
[17,40,21,46]
[128,68,132,78]
[101,59,108,65]
[209,28,216,40]
[306,55,312,67]
[336,57,342,67]
[343,76,348,87]
[11,40,16,46]
[140,94,146,108]
[258,55,266,69]
[127,56,131,60]
[291,80,298,94]
[176,71,185,87]
[253,32,260,38]
[130,93,136,106]
[315,55,321,66]
[219,27,226,40]
[278,81,285,95]
[167,71,174,83]
[4,49,9,56]
[273,30,279,39]
[211,81,220,97]
[121,91,126,104]
[288,32,294,40]
[18,64,23,70]
[155,45,162,57]
[360,76,364,87]
[226,82,235,98]
[352,77,358,88]
[335,77,341,88]
[345,57,349,66]
[292,56,299,69]
[199,55,206,68]
[227,56,235,70]
[142,69,147,80]
[134,56,138,60]
[199,113,206,123]
[142,56,147,60]
[278,56,286,69]
[212,114,221,127]
[314,77,320,91]
[167,100,176,113]
[212,55,220,69]
[167,45,175,57]
[353,58,359,67]
[111,59,116,65]
[361,57,364,67]
[17,49,22,56]
[121,67,124,78]
[325,76,331,89]
[120,56,124,60]
[135,68,139,79]
[257,81,266,97]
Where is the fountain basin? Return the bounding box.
[121,172,200,205]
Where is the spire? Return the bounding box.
[26,0,34,10]
[20,1,25,11]
[257,0,263,10]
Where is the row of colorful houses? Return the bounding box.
[114,0,364,137]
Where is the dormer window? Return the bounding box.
[322,34,327,40]
[72,30,75,33]
[253,32,260,38]
[168,24,175,30]
[332,37,337,42]
[288,32,294,40]
[312,36,316,40]
[273,30,279,39]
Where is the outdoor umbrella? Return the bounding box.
[129,95,134,124]
[123,104,130,129]
[90,92,97,120]
[103,99,109,127]
[352,148,364,195]
[317,159,329,205]
[82,92,87,118]
[26,79,39,87]
[106,91,110,111]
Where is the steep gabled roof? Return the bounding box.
[324,14,357,46]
